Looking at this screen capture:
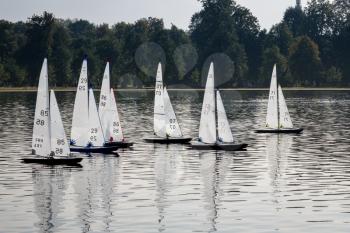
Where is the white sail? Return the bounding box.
[154,63,166,137]
[216,90,234,143]
[88,88,105,146]
[71,59,89,146]
[50,90,70,157]
[163,87,183,138]
[32,58,51,156]
[198,63,216,143]
[98,62,111,139]
[266,65,279,129]
[106,88,124,142]
[278,85,294,129]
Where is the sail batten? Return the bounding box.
[216,91,234,143]
[198,63,216,143]
[50,90,70,157]
[32,59,51,156]
[71,60,89,146]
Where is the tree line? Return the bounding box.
[0,0,349,88]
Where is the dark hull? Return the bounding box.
[190,143,248,151]
[143,137,192,144]
[104,141,134,148]
[255,128,304,134]
[70,145,119,153]
[22,157,82,165]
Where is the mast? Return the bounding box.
[215,89,218,141]
[276,69,280,129]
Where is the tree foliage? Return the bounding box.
[0,0,349,87]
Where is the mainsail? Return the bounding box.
[98,62,111,139]
[71,59,89,146]
[278,85,294,128]
[88,88,105,147]
[32,59,51,156]
[163,87,183,138]
[216,90,234,143]
[154,63,166,137]
[266,65,279,129]
[50,90,70,157]
[198,63,216,143]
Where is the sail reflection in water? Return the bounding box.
[32,166,76,233]
[74,157,120,233]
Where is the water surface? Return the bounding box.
[1,90,350,233]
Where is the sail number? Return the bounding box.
[33,138,44,148]
[57,139,65,145]
[91,128,98,133]
[78,86,86,91]
[35,119,45,126]
[55,148,63,154]
[40,110,49,116]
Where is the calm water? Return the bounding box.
[1,90,350,233]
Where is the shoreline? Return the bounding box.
[0,87,350,92]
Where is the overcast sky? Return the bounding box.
[0,0,306,30]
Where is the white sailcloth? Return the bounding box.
[106,88,124,142]
[50,90,70,157]
[32,58,51,156]
[71,59,89,146]
[154,63,166,137]
[216,91,234,143]
[198,63,216,143]
[266,65,279,129]
[163,87,183,138]
[98,62,111,139]
[278,85,294,129]
[88,88,105,146]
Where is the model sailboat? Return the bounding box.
[144,63,192,144]
[98,62,133,148]
[23,59,82,165]
[255,65,303,133]
[190,63,248,151]
[70,59,119,153]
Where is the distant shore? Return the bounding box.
[0,87,350,92]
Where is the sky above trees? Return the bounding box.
[0,0,307,30]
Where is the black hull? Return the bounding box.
[70,145,119,153]
[255,128,304,134]
[22,157,83,165]
[189,143,248,151]
[104,141,134,148]
[143,137,192,144]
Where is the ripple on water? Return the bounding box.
[0,90,350,233]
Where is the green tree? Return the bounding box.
[289,36,322,86]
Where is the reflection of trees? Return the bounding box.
[32,165,73,233]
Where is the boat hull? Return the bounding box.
[70,145,119,153]
[22,156,83,165]
[255,128,304,134]
[104,141,134,148]
[143,137,192,144]
[189,142,248,151]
